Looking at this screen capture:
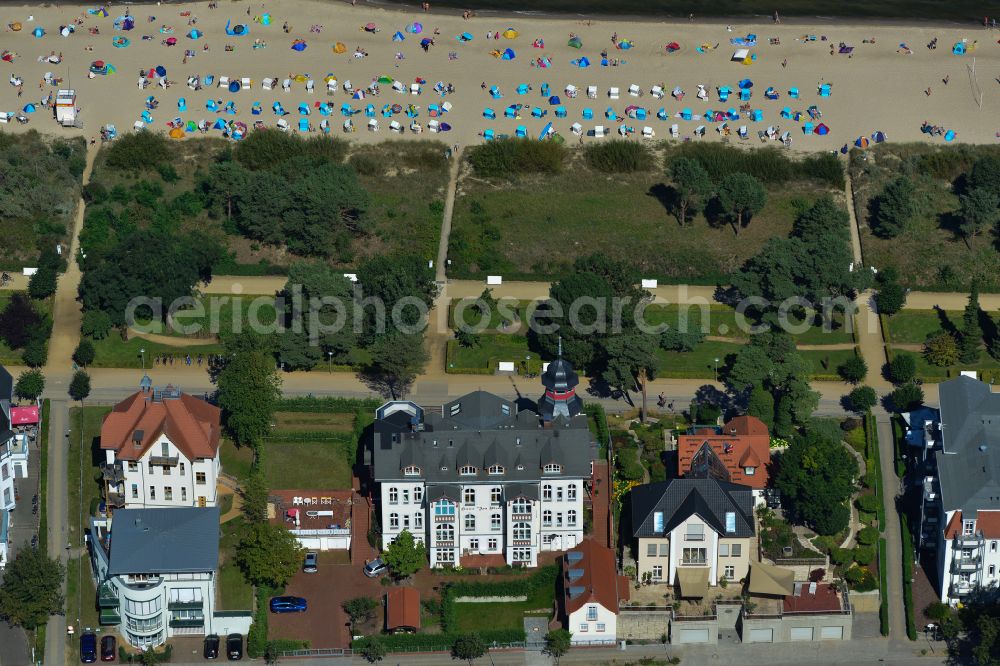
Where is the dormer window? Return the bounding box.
[403,465,421,476]
[744,466,755,475]
[544,463,562,473]
[460,465,477,476]
[488,464,504,475]
[440,465,449,471]
[516,464,524,471]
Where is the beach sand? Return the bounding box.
[0,0,997,149]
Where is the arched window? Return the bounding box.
[513,522,531,541]
[542,484,553,500]
[436,523,454,542]
[389,513,399,529]
[460,465,477,476]
[464,514,476,531]
[388,487,398,504]
[543,510,553,527]
[544,463,562,473]
[488,464,504,475]
[403,465,421,476]
[463,488,476,505]
[567,484,577,501]
[512,498,531,514]
[567,510,578,527]
[491,513,502,530]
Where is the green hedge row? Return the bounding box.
[264,431,356,443]
[584,403,610,459]
[865,412,886,529]
[878,538,889,637]
[247,587,270,658]
[352,629,525,653]
[446,564,558,599]
[901,514,917,641]
[275,396,381,413]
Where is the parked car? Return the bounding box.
[100,635,116,662]
[204,635,221,659]
[363,557,387,578]
[226,634,243,661]
[269,596,308,613]
[80,632,98,663]
[303,552,318,573]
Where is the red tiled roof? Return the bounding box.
[563,538,622,615]
[676,415,770,489]
[386,587,420,630]
[101,389,221,462]
[782,583,842,614]
[944,511,963,539]
[976,512,1000,538]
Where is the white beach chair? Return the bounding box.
[242,77,252,89]
[441,101,453,113]
[628,84,641,97]
[694,125,706,137]
[570,122,583,135]
[282,78,291,92]
[343,118,354,132]
[392,80,406,93]
[368,118,379,132]
[564,84,578,98]
[132,120,144,130]
[642,126,654,138]
[217,76,230,89]
[262,77,274,91]
[594,125,606,138]
[306,79,315,93]
[670,124,679,138]
[650,85,664,99]
[428,119,440,132]
[343,80,354,93]
[326,79,338,94]
[587,85,597,99]
[608,87,620,100]
[410,83,421,95]
[277,118,289,131]
[389,120,403,133]
[410,121,423,133]
[738,125,748,139]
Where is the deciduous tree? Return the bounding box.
[216,331,282,450]
[382,530,426,579]
[14,369,45,402]
[669,157,713,225]
[0,547,64,629]
[68,370,91,402]
[716,172,767,235]
[543,629,572,664]
[360,332,429,400]
[924,331,959,367]
[236,522,304,588]
[847,386,878,414]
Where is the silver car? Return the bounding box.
[363,557,387,578]
[303,552,318,573]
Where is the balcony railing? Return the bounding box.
[169,617,205,628]
[684,534,705,541]
[99,584,119,609]
[681,558,708,565]
[952,557,981,573]
[168,600,204,611]
[99,608,121,625]
[954,533,984,547]
[150,455,179,467]
[949,583,974,597]
[106,492,126,509]
[511,513,532,521]
[434,514,455,522]
[101,464,124,484]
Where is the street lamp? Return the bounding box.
[327,350,333,373]
[713,357,720,383]
[140,347,145,371]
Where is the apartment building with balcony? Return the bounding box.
[926,375,1000,604]
[0,364,33,569]
[100,378,221,511]
[630,478,756,592]
[88,507,250,648]
[370,357,596,568]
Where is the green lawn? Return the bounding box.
[450,299,535,332]
[800,349,861,380]
[132,295,277,339]
[890,346,1000,384]
[448,157,835,282]
[88,335,222,368]
[452,585,554,633]
[218,517,254,611]
[66,554,99,634]
[263,439,354,490]
[885,310,961,345]
[221,440,254,484]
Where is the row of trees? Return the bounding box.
[669,157,768,235]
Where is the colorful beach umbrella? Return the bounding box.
[406,22,423,34]
[291,40,308,51]
[568,36,582,49]
[188,29,202,39]
[503,28,519,39]
[32,27,44,38]
[112,36,129,48]
[333,42,346,53]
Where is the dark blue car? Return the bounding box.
[80,632,98,663]
[269,596,307,613]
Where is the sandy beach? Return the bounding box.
[0,1,997,149]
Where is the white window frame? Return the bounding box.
[463,488,476,505]
[543,510,553,527]
[488,465,504,475]
[389,487,399,504]
[460,465,477,476]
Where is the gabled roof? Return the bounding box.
[108,507,220,575]
[937,376,1000,513]
[101,386,221,462]
[386,587,420,630]
[630,478,755,539]
[676,415,770,489]
[562,538,627,615]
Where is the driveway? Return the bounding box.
[268,554,382,649]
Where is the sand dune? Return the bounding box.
[0,0,996,149]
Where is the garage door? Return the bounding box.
[790,627,814,641]
[747,628,773,643]
[820,626,844,640]
[677,628,710,644]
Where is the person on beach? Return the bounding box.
[943,75,950,84]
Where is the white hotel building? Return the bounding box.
[370,358,596,567]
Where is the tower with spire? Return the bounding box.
[537,338,584,422]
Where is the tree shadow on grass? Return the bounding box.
[647,183,678,222]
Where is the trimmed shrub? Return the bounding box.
[856,494,881,514]
[467,139,567,177]
[668,144,793,183]
[857,526,879,546]
[584,140,653,173]
[853,545,876,565]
